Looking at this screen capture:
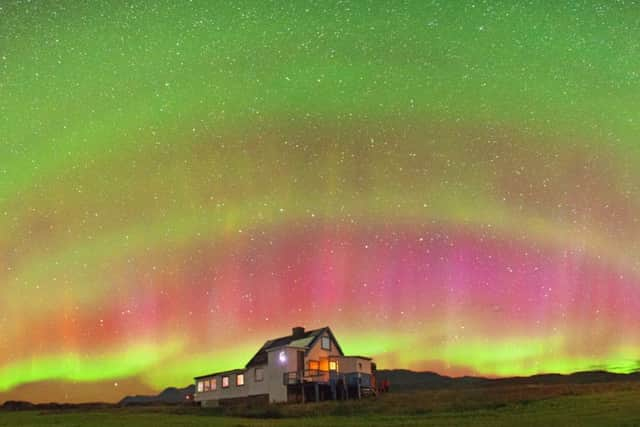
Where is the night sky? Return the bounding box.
[2,1,640,403]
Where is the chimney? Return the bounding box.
[292,326,305,338]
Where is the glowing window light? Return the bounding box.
[279,351,287,364]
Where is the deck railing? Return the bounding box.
[283,369,330,385]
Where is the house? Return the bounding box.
[193,326,376,407]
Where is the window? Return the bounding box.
[329,360,338,371]
[236,373,245,386]
[321,336,331,350]
[222,376,229,388]
[204,379,210,391]
[255,368,264,382]
[319,358,329,371]
[308,360,319,371]
[197,381,204,393]
[211,378,217,390]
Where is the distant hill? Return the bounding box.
[375,369,640,391]
[0,385,196,410]
[118,385,195,406]
[4,370,639,409]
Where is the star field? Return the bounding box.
[1,1,640,402]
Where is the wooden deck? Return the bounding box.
[284,370,375,403]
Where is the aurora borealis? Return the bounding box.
[1,1,640,403]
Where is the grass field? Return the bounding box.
[2,382,640,426]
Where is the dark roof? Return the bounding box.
[194,369,244,380]
[342,355,372,360]
[245,326,344,368]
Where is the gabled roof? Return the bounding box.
[245,326,343,368]
[194,368,244,380]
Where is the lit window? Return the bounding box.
[321,336,331,350]
[308,360,319,371]
[329,360,338,371]
[197,381,204,393]
[279,351,287,364]
[204,379,210,391]
[319,358,329,371]
[211,378,217,390]
[255,368,264,382]
[222,376,229,388]
[236,373,244,386]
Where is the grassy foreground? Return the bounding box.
[1,382,640,426]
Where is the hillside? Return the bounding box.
[375,369,640,391]
[118,385,195,406]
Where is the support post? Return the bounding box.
[343,377,347,400]
[314,383,319,402]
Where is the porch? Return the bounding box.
[283,369,375,403]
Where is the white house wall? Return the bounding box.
[194,372,247,402]
[341,357,372,374]
[265,347,298,403]
[194,367,270,405]
[246,364,269,396]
